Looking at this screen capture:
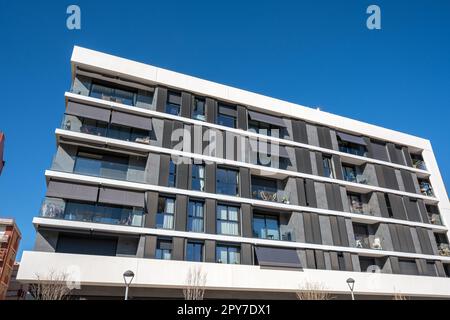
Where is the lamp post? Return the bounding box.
[123,270,135,300]
[346,278,355,300]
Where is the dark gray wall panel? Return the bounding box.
[388,224,402,252]
[292,120,308,144]
[375,165,386,188]
[383,166,399,190]
[388,194,407,220]
[332,184,344,211]
[205,163,216,193]
[337,217,349,247]
[401,170,416,194]
[158,154,170,187]
[67,101,111,122]
[389,256,401,274]
[111,111,152,131]
[98,187,145,207]
[156,87,167,113]
[315,152,325,176]
[329,252,340,270]
[305,249,316,268]
[305,180,317,207]
[175,195,187,231]
[303,212,314,243]
[241,204,252,238]
[172,237,185,261]
[332,155,343,180]
[416,227,434,255]
[145,191,159,228]
[295,148,312,174]
[205,199,216,234]
[403,147,413,167]
[311,213,322,244]
[296,178,307,206]
[377,192,390,218]
[180,92,192,118]
[205,98,217,123]
[162,119,173,149]
[172,121,184,148]
[343,252,353,271]
[204,240,216,263]
[241,243,253,265]
[237,105,248,130]
[176,162,189,190]
[370,140,390,162]
[404,198,421,222]
[417,200,430,223]
[317,127,332,149]
[314,250,326,269]
[239,167,251,198]
[329,216,342,246]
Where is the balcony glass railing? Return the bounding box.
[338,144,367,157]
[40,197,143,227]
[253,226,295,242]
[419,182,434,197]
[252,189,291,204]
[61,115,152,145]
[429,213,443,225]
[354,236,382,250]
[51,153,146,184]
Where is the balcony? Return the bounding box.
[252,189,291,204]
[354,236,383,250]
[51,151,146,184]
[438,243,450,257]
[412,159,427,171]
[253,226,295,242]
[40,198,143,227]
[429,213,443,225]
[61,114,152,145]
[419,181,434,197]
[0,233,9,243]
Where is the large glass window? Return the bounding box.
[192,97,206,121]
[168,160,177,188]
[90,83,135,106]
[108,125,151,144]
[322,155,335,178]
[188,200,204,232]
[192,164,205,191]
[217,104,236,128]
[156,197,175,229]
[251,176,278,201]
[338,140,367,157]
[216,167,239,196]
[186,241,203,262]
[342,164,357,183]
[77,117,108,136]
[156,239,172,260]
[166,92,181,116]
[73,150,129,181]
[248,120,285,138]
[216,244,240,264]
[253,214,280,240]
[216,205,240,236]
[40,198,143,227]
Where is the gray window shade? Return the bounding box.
[388,194,407,220]
[400,170,416,194]
[46,180,98,202]
[383,167,399,190]
[168,92,181,105]
[111,111,152,131]
[416,227,434,255]
[398,259,419,275]
[255,246,302,268]
[404,198,421,222]
[336,132,367,146]
[248,110,286,127]
[66,101,111,122]
[273,146,290,159]
[98,187,145,207]
[370,140,389,162]
[218,104,237,117]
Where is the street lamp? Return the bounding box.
[346,278,355,300]
[123,270,135,300]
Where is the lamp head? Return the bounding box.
[123,270,135,286]
[346,278,355,291]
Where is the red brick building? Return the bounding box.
[0,219,21,300]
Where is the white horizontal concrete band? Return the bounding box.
[44,170,448,232]
[65,91,430,176]
[32,217,450,262]
[17,251,450,297]
[55,128,438,203]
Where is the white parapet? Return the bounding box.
[17,251,450,298]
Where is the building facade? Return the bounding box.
[17,46,450,299]
[0,219,21,299]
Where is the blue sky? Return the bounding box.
[0,1,449,258]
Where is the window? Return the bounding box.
[73,150,129,181]
[192,97,206,121]
[216,205,240,236]
[216,244,240,264]
[168,160,177,187]
[322,155,335,178]
[108,124,151,144]
[156,239,172,260]
[248,120,286,137]
[338,140,367,157]
[337,253,346,271]
[398,259,419,275]
[253,214,280,240]
[186,241,203,262]
[425,261,437,277]
[166,92,181,116]
[188,200,204,232]
[216,167,239,196]
[156,197,175,229]
[342,164,357,183]
[217,104,236,128]
[192,164,205,191]
[74,117,108,136]
[90,83,135,106]
[353,223,370,248]
[347,193,363,214]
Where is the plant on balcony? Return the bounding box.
[281,195,290,204]
[296,281,334,300]
[28,270,73,300]
[183,266,207,300]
